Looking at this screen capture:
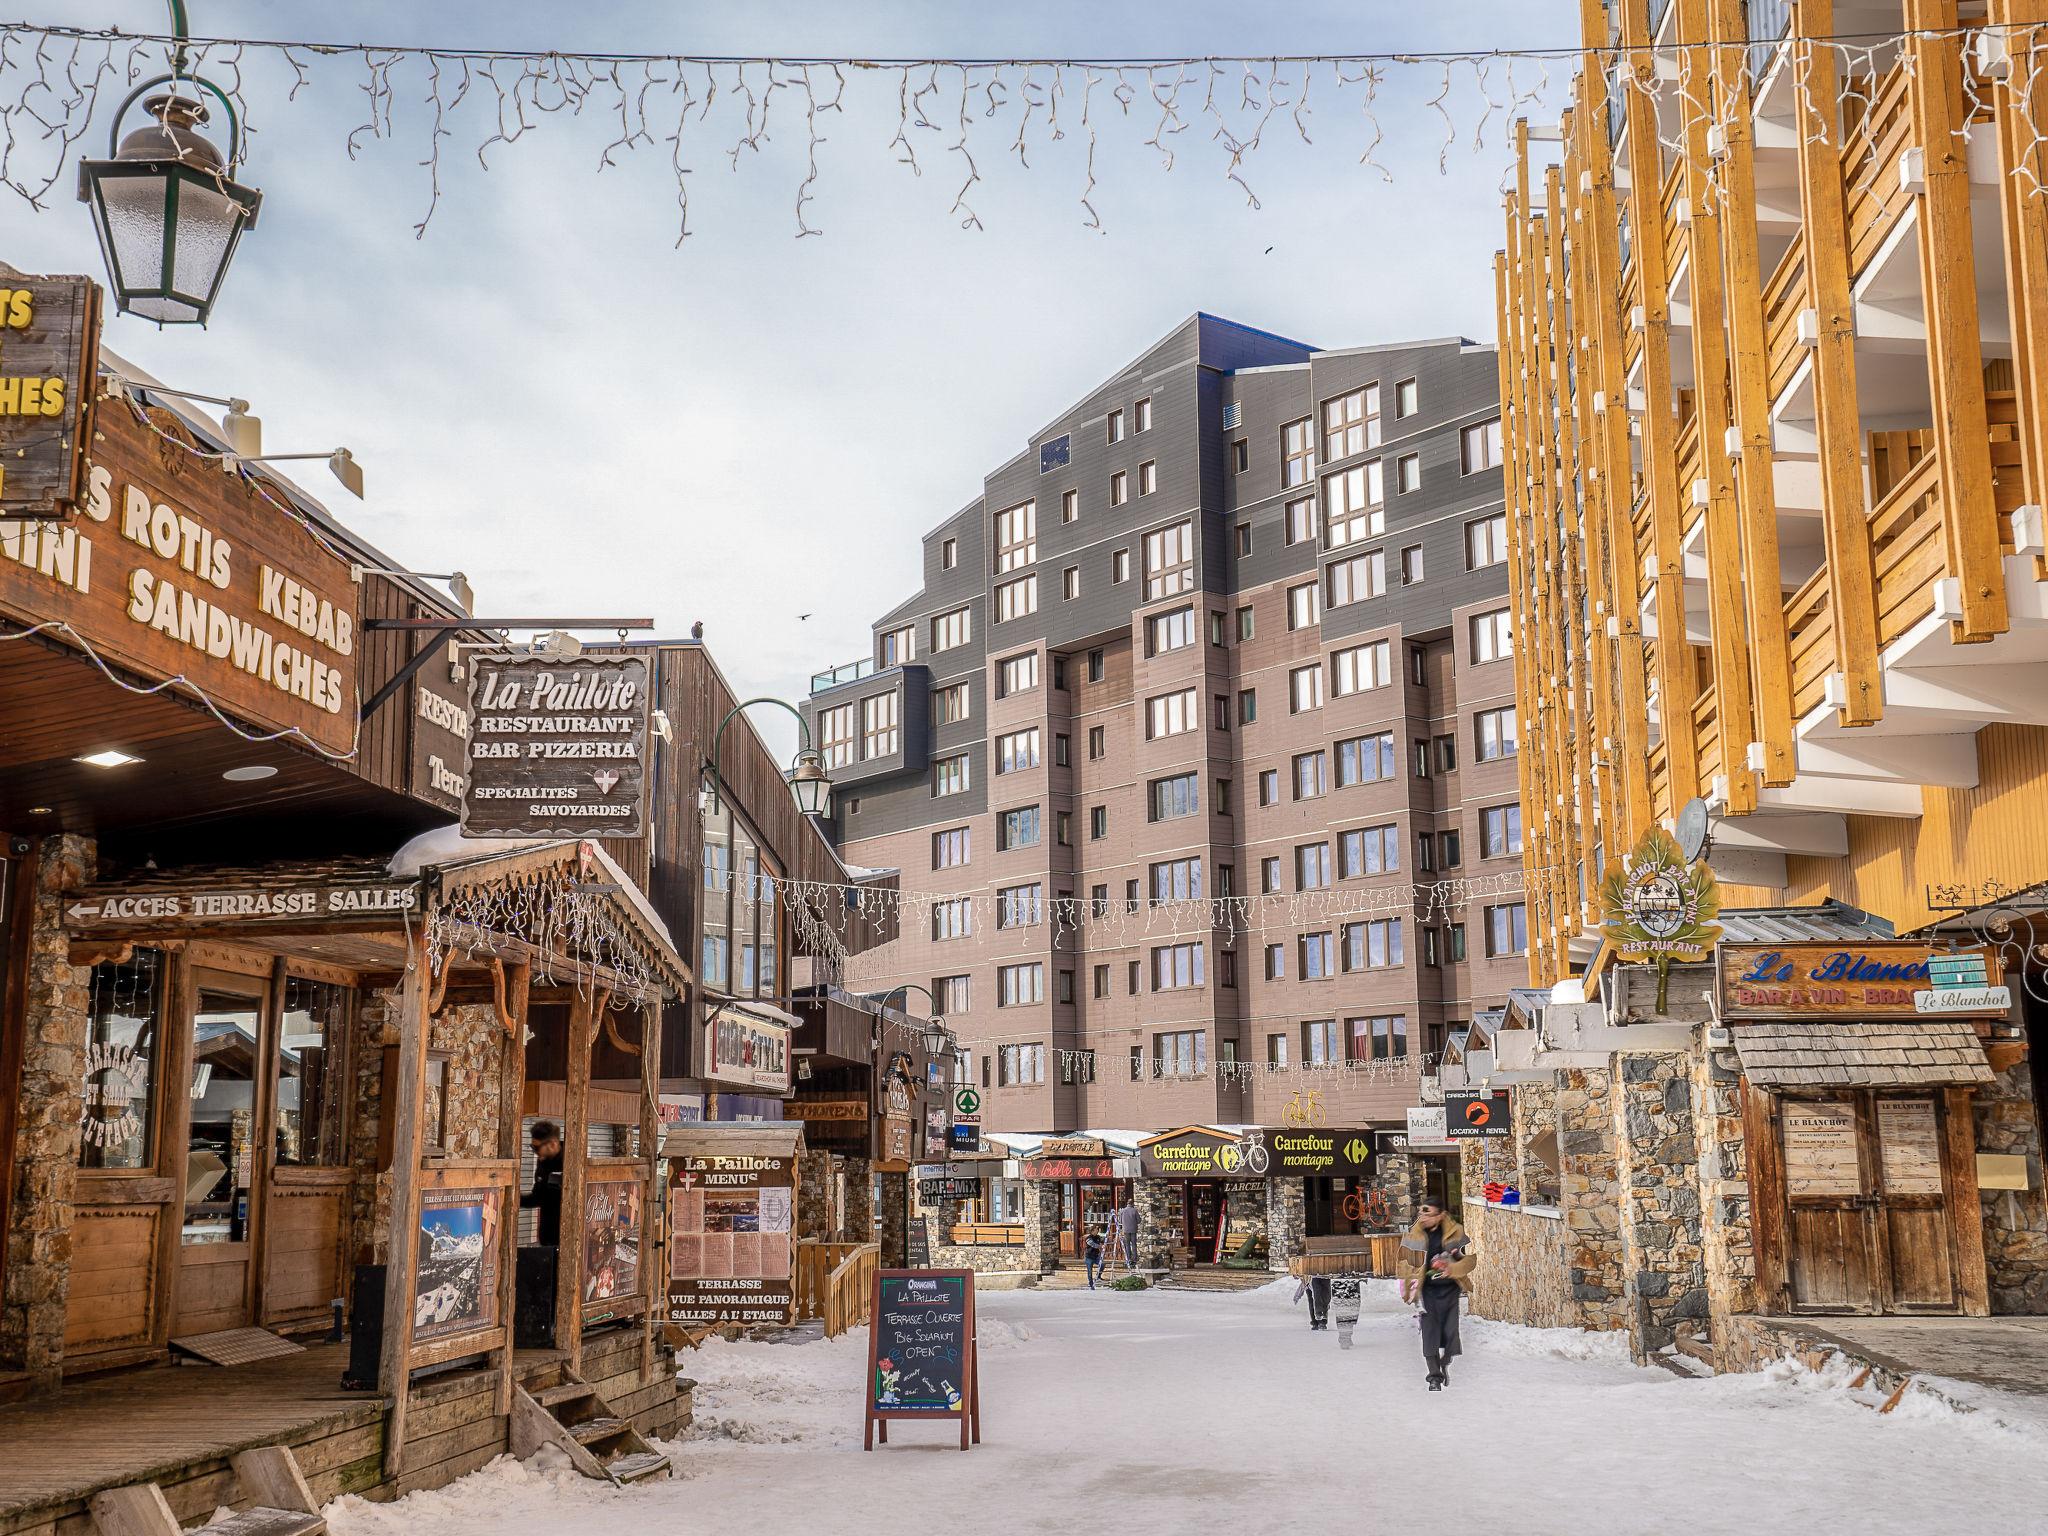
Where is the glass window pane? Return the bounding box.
[275,977,349,1167]
[80,949,166,1171]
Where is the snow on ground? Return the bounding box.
[325,1281,2044,1536]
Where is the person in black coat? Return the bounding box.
[521,1121,564,1245]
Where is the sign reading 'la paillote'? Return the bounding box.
[461,654,648,838]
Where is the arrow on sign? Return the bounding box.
[66,902,101,921]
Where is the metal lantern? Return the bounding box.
[787,747,833,818]
[922,1018,950,1060]
[77,83,261,326]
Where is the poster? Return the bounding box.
[1782,1101,1862,1198]
[871,1272,971,1412]
[667,1147,797,1326]
[583,1180,644,1302]
[415,1186,500,1341]
[1877,1099,1944,1196]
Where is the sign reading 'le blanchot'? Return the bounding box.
[461,655,649,838]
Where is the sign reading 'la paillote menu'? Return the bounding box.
[462,654,648,838]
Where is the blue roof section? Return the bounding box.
[1716,900,1895,944]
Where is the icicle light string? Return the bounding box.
[3,24,2037,241]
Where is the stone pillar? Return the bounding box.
[876,1169,908,1266]
[1978,1051,2048,1313]
[795,1150,837,1239]
[0,835,93,1388]
[1615,1052,1706,1359]
[1266,1178,1305,1272]
[1021,1179,1061,1274]
[1558,1065,1628,1333]
[1696,1040,1758,1350]
[1373,1147,1415,1229]
[1133,1179,1178,1270]
[842,1155,875,1242]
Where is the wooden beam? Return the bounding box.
[638,1001,662,1384]
[149,949,201,1354]
[555,986,607,1374]
[1740,1078,1790,1312]
[1990,3,2048,563]
[1943,1086,1992,1318]
[1794,0,1885,726]
[1905,0,2009,643]
[493,960,530,1419]
[377,927,434,1475]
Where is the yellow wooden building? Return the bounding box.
[1496,0,2048,982]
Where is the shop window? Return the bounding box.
[276,976,351,1167]
[79,949,166,1171]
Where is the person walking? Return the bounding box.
[1293,1272,1331,1330]
[1112,1199,1140,1272]
[1399,1195,1475,1390]
[1329,1274,1362,1349]
[1083,1226,1106,1289]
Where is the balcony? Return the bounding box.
[809,655,878,695]
[1747,0,1791,82]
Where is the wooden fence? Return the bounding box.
[823,1244,880,1339]
[794,1240,870,1323]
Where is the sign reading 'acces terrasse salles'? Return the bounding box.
[461,654,648,838]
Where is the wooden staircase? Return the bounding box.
[89,1447,324,1536]
[511,1374,672,1486]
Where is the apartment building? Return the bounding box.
[803,314,1521,1145]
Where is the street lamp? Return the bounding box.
[75,4,261,326]
[706,697,835,822]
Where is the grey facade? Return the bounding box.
[804,314,1522,1139]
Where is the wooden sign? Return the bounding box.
[1040,1136,1106,1158]
[665,1137,797,1327]
[0,273,99,517]
[784,1097,868,1122]
[462,653,648,838]
[409,641,471,812]
[705,1004,791,1092]
[1137,1126,1239,1178]
[1877,1099,1944,1195]
[0,402,360,752]
[64,876,419,930]
[1782,1100,1862,1197]
[865,1269,980,1451]
[1720,943,2005,1019]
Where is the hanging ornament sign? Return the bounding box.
[462,653,649,838]
[1596,827,1722,1013]
[0,271,98,518]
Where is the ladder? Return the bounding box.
[511,1374,672,1486]
[90,1448,324,1536]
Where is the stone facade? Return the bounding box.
[1977,1054,2048,1313]
[1021,1179,1061,1273]
[1615,1051,1707,1356]
[1266,1177,1305,1272]
[1462,1202,1573,1329]
[1556,1066,1629,1332]
[0,835,92,1387]
[876,1170,908,1266]
[1371,1146,1419,1229]
[1132,1179,1177,1270]
[1695,1040,1758,1341]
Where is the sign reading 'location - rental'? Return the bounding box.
[462,654,649,839]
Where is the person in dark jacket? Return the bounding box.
[1399,1196,1477,1390]
[521,1121,564,1246]
[1084,1228,1106,1289]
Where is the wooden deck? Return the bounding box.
[0,1328,684,1536]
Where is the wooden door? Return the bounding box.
[259,975,354,1329]
[172,971,275,1336]
[1779,1097,1883,1313]
[1871,1095,1958,1312]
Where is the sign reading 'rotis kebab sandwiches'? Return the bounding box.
[462,654,649,838]
[0,273,99,517]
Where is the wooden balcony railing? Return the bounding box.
[1989,388,2028,526]
[1648,738,1671,821]
[795,1239,872,1322]
[1692,682,1721,794]
[1675,411,1704,534]
[823,1242,880,1339]
[1785,565,1834,720]
[1843,64,1914,279]
[1762,235,1807,403]
[1660,156,1686,273]
[1869,449,1945,649]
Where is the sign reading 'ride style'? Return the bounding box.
[461,654,648,838]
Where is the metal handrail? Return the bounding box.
[809,655,878,693]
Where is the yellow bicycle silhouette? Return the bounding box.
[1282,1088,1327,1128]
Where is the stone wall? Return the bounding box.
[1615,1051,1707,1357]
[1976,1054,2048,1313]
[1695,1040,1758,1344]
[0,835,92,1386]
[1462,1201,1574,1329]
[1021,1178,1061,1273]
[1133,1179,1177,1270]
[1557,1066,1629,1333]
[1266,1177,1304,1272]
[1371,1147,1418,1229]
[876,1170,907,1266]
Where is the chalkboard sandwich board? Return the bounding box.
[864,1268,981,1451]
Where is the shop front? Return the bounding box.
[1018,1140,1133,1261]
[1133,1127,1269,1268]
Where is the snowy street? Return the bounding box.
[326,1281,2048,1536]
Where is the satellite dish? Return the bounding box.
[1676,797,1713,863]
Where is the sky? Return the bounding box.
[5,1,1576,759]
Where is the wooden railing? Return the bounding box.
[1843,64,1913,279]
[947,1223,1025,1247]
[1869,449,1945,648]
[1660,155,1686,273]
[1675,411,1704,534]
[1761,235,1807,403]
[1648,738,1671,822]
[1692,683,1721,794]
[794,1239,870,1322]
[1989,389,2028,525]
[1785,565,1835,720]
[823,1243,880,1339]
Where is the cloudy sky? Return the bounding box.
[8,0,1573,757]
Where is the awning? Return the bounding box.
[1728,1020,1994,1088]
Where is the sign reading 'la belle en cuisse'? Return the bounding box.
[461,654,648,838]
[0,274,99,517]
[0,403,360,753]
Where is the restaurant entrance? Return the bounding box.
[1057,1180,1131,1259]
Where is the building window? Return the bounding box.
[1300,933,1336,980]
[1322,384,1381,461]
[1436,733,1456,773]
[1339,823,1400,878]
[1285,496,1315,545]
[1145,605,1196,655]
[1057,970,1076,1006]
[1287,581,1321,631]
[1441,829,1462,868]
[1450,923,1468,961]
[1148,772,1199,822]
[1144,520,1194,599]
[1471,608,1514,663]
[1111,470,1129,505]
[818,702,855,769]
[1236,604,1255,640]
[1335,732,1397,786]
[1323,462,1385,547]
[1401,545,1425,585]
[1088,725,1106,760]
[995,728,1041,774]
[1419,833,1435,872]
[1235,521,1252,557]
[1150,858,1203,904]
[1397,453,1421,495]
[997,651,1040,696]
[998,965,1046,1008]
[932,682,969,726]
[1395,377,1419,417]
[1087,648,1105,683]
[1151,943,1206,991]
[1061,487,1079,523]
[1107,407,1124,443]
[861,692,900,759]
[1424,927,1442,967]
[1293,750,1327,800]
[941,537,958,569]
[1056,733,1070,767]
[1351,1014,1409,1061]
[1476,706,1519,761]
[1238,688,1257,725]
[936,974,971,1013]
[1268,1032,1291,1067]
[1258,769,1280,806]
[1138,460,1157,496]
[932,827,971,869]
[1090,884,1110,919]
[1331,640,1391,696]
[1219,950,1238,988]
[1296,842,1332,890]
[1062,566,1080,601]
[1057,810,1072,846]
[1265,942,1286,979]
[1232,439,1250,474]
[999,1040,1046,1082]
[1342,918,1404,971]
[1090,805,1108,840]
[998,805,1041,850]
[995,573,1038,622]
[1466,513,1509,569]
[1482,804,1524,858]
[1327,549,1386,608]
[1411,645,1428,686]
[1261,856,1283,894]
[1213,692,1232,732]
[997,883,1044,929]
[1485,903,1529,957]
[1304,1019,1339,1065]
[932,897,973,940]
[931,606,972,652]
[879,624,915,666]
[1125,881,1140,914]
[1282,416,1316,486]
[994,500,1037,572]
[1290,664,1324,713]
[1461,417,1504,473]
[1153,1030,1207,1078]
[1147,687,1199,739]
[1112,547,1130,583]
[932,752,971,796]
[1093,964,1110,998]
[1135,396,1152,432]
[1413,740,1432,780]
